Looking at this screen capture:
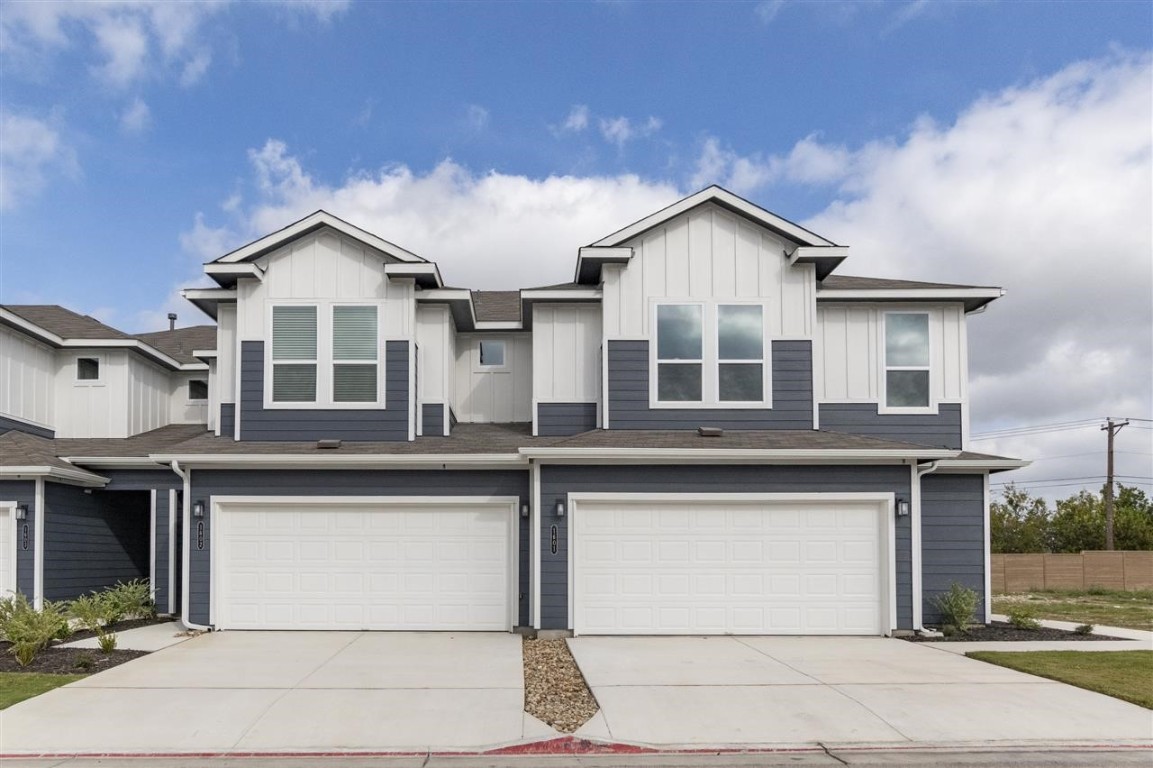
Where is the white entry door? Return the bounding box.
[572,496,889,635]
[0,507,16,598]
[214,498,515,631]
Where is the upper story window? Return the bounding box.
[479,340,506,368]
[269,303,381,407]
[884,312,930,408]
[77,357,100,381]
[654,302,767,407]
[188,379,208,400]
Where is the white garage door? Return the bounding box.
[215,499,514,630]
[573,497,887,635]
[0,507,15,598]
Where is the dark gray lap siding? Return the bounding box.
[539,464,912,631]
[607,340,813,429]
[42,484,149,602]
[921,474,986,625]
[421,404,444,436]
[239,340,410,441]
[537,403,597,436]
[188,469,531,628]
[0,415,54,439]
[819,403,962,449]
[100,470,182,613]
[219,403,236,437]
[0,481,36,597]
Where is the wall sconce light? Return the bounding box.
[896,500,910,517]
[520,504,529,518]
[14,505,27,521]
[192,501,205,518]
[555,500,566,518]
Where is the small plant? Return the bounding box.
[97,632,118,653]
[2,598,69,666]
[74,653,95,671]
[932,582,980,634]
[1007,606,1042,630]
[11,642,39,667]
[1074,623,1095,635]
[940,624,957,638]
[69,593,111,634]
[102,580,155,623]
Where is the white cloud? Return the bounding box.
[465,104,490,132]
[599,115,662,148]
[119,97,152,134]
[755,1,787,25]
[0,111,77,210]
[690,134,851,192]
[561,105,590,132]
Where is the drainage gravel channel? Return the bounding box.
[522,636,600,733]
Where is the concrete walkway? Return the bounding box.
[928,616,1153,655]
[60,620,196,652]
[568,636,1153,749]
[1,632,556,754]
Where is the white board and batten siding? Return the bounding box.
[416,305,454,406]
[53,350,125,438]
[815,303,967,405]
[453,334,532,423]
[235,230,415,342]
[170,370,210,425]
[216,304,238,406]
[602,202,816,339]
[532,304,602,404]
[127,355,171,436]
[0,325,56,430]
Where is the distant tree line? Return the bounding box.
[991,484,1153,553]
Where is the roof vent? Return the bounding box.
[697,426,724,438]
[167,312,177,331]
[316,439,342,450]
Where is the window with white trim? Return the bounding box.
[884,312,930,408]
[654,302,767,406]
[269,303,382,407]
[188,379,208,400]
[479,340,506,368]
[76,357,101,381]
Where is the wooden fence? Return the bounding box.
[991,551,1153,593]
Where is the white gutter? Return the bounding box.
[0,308,192,371]
[0,466,109,486]
[150,453,530,468]
[519,447,958,461]
[933,458,1031,471]
[170,461,209,632]
[911,460,941,631]
[60,457,167,469]
[33,478,44,610]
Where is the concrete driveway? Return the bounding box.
[0,632,555,754]
[568,636,1153,748]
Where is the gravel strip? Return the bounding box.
[523,637,599,733]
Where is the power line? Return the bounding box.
[971,416,1153,441]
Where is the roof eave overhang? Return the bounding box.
[0,466,109,487]
[386,263,444,289]
[181,288,236,320]
[521,289,603,330]
[62,457,170,470]
[574,247,633,285]
[931,458,1031,474]
[149,453,527,469]
[817,288,1006,313]
[213,212,425,266]
[0,310,187,370]
[518,448,958,462]
[789,246,849,280]
[203,263,265,288]
[417,289,477,331]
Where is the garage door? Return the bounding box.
[573,497,887,635]
[0,507,14,598]
[215,500,514,630]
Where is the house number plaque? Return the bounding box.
[196,521,205,550]
[21,523,29,550]
[550,525,558,555]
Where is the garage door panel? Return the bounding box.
[217,503,511,631]
[575,500,884,635]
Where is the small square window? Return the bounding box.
[479,340,506,367]
[77,358,100,380]
[188,380,208,400]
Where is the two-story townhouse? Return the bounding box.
[0,186,1025,636]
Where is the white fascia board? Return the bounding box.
[419,288,472,301]
[475,321,524,331]
[789,246,850,265]
[0,466,109,486]
[148,453,529,469]
[385,262,444,288]
[192,350,217,359]
[592,187,835,248]
[215,211,424,265]
[817,288,1005,312]
[416,289,478,330]
[519,447,958,461]
[181,287,236,319]
[521,289,603,301]
[933,458,1031,472]
[574,248,633,284]
[203,263,265,280]
[60,457,168,469]
[0,312,187,370]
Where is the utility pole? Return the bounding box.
[1101,417,1129,550]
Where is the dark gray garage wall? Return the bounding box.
[0,480,36,597]
[607,340,813,430]
[539,464,913,631]
[239,340,410,441]
[819,403,963,450]
[188,469,531,628]
[921,474,986,625]
[42,483,150,602]
[101,470,182,614]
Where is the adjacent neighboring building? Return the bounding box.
[0,186,1025,635]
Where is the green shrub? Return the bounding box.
[1074,623,1095,635]
[11,642,39,667]
[69,593,111,634]
[1007,606,1042,630]
[97,632,118,653]
[932,583,981,633]
[102,580,155,622]
[74,653,95,671]
[2,598,69,666]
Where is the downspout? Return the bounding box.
[33,477,45,610]
[170,461,209,631]
[911,460,941,631]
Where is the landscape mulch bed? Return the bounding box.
[65,616,175,643]
[0,643,147,674]
[905,621,1125,642]
[523,637,599,733]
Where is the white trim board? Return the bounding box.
[0,503,18,601]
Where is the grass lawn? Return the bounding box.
[992,588,1153,631]
[0,672,84,710]
[968,651,1153,709]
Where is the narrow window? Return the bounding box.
[188,380,208,400]
[332,305,378,403]
[885,313,930,407]
[271,305,318,402]
[479,340,506,367]
[718,305,764,402]
[77,357,100,381]
[656,304,703,402]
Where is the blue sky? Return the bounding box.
[1,0,1151,497]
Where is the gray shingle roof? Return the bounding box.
[471,291,521,323]
[134,326,217,365]
[0,430,79,471]
[2,305,131,340]
[52,424,212,458]
[819,275,994,291]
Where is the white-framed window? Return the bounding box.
[652,301,769,407]
[267,303,383,408]
[76,356,101,381]
[884,312,931,409]
[478,340,506,368]
[188,379,208,401]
